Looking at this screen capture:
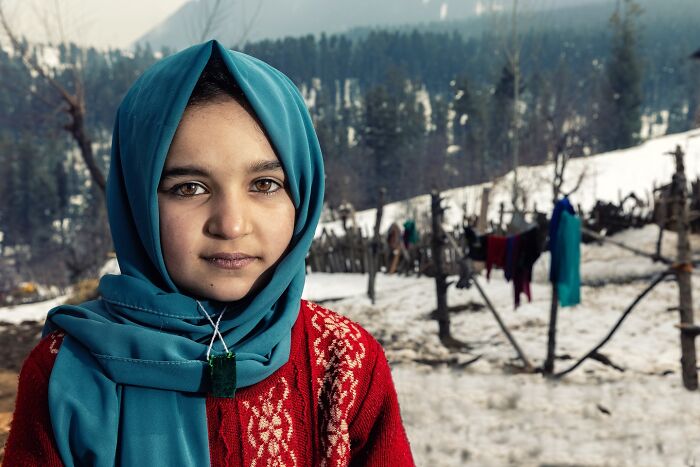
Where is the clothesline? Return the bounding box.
[581,226,672,264]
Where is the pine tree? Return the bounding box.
[598,0,643,151]
[451,75,486,183]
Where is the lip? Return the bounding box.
[203,252,259,270]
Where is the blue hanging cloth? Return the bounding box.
[549,197,575,282]
[549,198,581,307]
[555,210,581,307]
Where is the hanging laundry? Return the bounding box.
[481,226,542,308]
[504,236,519,281]
[513,227,541,307]
[464,226,487,261]
[486,235,508,279]
[549,197,576,283]
[554,210,581,307]
[403,220,419,248]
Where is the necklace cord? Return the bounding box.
[197,301,229,360]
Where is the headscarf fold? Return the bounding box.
[43,40,324,466]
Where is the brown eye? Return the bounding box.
[171,182,206,197]
[252,178,281,194]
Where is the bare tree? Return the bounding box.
[188,0,264,49]
[487,0,548,222]
[541,68,590,375]
[549,116,588,203]
[0,0,106,193]
[507,0,522,217]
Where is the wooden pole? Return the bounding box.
[543,283,559,375]
[498,202,505,233]
[431,191,451,344]
[471,275,533,371]
[669,145,698,390]
[477,187,491,233]
[367,188,385,304]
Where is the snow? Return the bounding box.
[440,3,448,20]
[0,296,67,324]
[2,225,700,464]
[300,225,700,466]
[319,129,700,236]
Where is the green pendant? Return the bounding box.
[209,351,237,398]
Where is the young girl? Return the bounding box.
[4,40,414,466]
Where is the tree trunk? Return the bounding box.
[67,101,106,193]
[367,188,385,304]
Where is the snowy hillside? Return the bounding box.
[320,129,700,236]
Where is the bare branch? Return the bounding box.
[233,0,264,49]
[0,0,105,193]
[198,0,224,43]
[562,166,588,198]
[553,269,672,379]
[0,5,77,106]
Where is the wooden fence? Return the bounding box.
[307,177,691,277]
[307,227,465,276]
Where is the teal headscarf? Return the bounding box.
[43,40,324,466]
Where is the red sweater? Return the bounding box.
[3,300,414,466]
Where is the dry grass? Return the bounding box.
[63,279,99,305]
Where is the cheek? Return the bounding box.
[268,200,296,255]
[159,204,196,265]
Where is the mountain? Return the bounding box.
[133,0,609,51]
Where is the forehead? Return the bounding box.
[163,99,281,172]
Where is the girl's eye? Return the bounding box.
[252,178,282,194]
[171,182,207,197]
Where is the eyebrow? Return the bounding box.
[160,160,284,181]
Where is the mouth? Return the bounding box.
[202,252,259,270]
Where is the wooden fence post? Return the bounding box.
[430,191,467,349]
[669,145,698,390]
[478,187,490,233]
[368,188,386,304]
[498,202,505,233]
[431,191,452,346]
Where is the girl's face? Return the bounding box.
[158,99,295,302]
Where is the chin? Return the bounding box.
[206,288,252,303]
[182,282,254,303]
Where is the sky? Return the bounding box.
[1,0,188,49]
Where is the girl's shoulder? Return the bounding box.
[20,330,65,379]
[4,330,66,466]
[296,300,411,465]
[299,299,382,356]
[297,299,386,388]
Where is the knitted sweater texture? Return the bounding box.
[3,300,414,466]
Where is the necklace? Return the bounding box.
[197,302,237,398]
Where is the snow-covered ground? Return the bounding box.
[304,225,700,467]
[0,296,67,325]
[2,225,699,465]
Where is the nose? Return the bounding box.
[205,192,253,239]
